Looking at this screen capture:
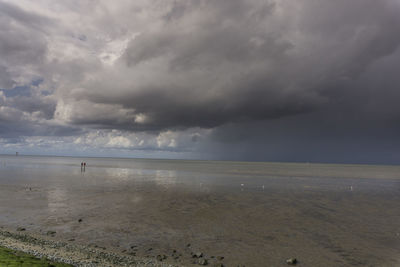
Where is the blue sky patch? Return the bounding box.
[1,85,32,97]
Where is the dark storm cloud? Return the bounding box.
[1,0,400,162]
[0,120,82,139]
[69,0,400,135]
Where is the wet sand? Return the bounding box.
[0,156,399,266]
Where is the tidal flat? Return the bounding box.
[0,155,399,266]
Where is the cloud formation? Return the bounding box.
[0,0,400,162]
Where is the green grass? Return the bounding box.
[0,246,73,267]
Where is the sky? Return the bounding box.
[0,0,400,164]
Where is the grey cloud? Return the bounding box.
[0,1,52,30]
[0,66,14,89]
[0,117,82,139]
[0,2,49,62]
[0,2,67,139]
[7,95,56,120]
[1,0,400,163]
[73,0,313,130]
[68,0,400,135]
[202,106,400,164]
[0,2,50,89]
[0,100,79,138]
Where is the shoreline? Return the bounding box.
[0,156,399,266]
[3,153,400,168]
[0,227,178,267]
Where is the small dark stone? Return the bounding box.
[155,254,167,261]
[147,247,153,251]
[217,256,224,260]
[195,252,203,258]
[16,227,26,231]
[46,230,56,236]
[173,249,177,253]
[78,219,83,222]
[286,258,297,265]
[68,238,75,242]
[187,243,191,247]
[198,258,208,265]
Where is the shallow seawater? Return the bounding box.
[0,155,399,266]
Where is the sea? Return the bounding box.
[0,155,399,266]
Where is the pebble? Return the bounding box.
[156,254,167,261]
[198,258,208,265]
[2,229,230,267]
[286,258,298,265]
[16,227,26,232]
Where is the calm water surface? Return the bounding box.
[0,155,399,266]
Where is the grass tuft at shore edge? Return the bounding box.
[0,246,72,267]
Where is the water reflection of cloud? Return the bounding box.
[153,170,177,187]
[104,167,132,181]
[103,167,178,187]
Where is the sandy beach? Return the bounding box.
[0,156,399,266]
